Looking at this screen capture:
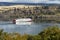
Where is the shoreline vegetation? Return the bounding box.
[0,5,60,23]
[0,26,60,40]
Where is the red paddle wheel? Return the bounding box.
[13,19,16,24]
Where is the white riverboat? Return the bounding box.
[12,18,32,25]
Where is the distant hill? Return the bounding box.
[0,2,60,6]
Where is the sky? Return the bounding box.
[0,0,60,3]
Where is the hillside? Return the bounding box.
[0,5,60,22]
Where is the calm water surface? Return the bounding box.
[0,21,60,35]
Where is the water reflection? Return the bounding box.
[0,21,59,35]
[16,22,33,25]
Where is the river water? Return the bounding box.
[0,21,60,35]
